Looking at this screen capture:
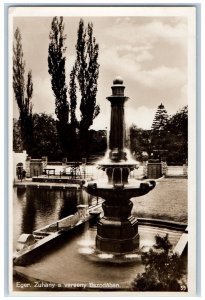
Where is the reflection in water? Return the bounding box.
[21,188,36,234]
[58,190,78,219]
[16,187,26,198]
[34,189,57,217]
[13,187,91,248]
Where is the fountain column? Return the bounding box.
[84,77,155,255]
[107,77,128,162]
[97,77,139,254]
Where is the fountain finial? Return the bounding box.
[113,76,123,85]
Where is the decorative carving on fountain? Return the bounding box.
[84,77,155,254]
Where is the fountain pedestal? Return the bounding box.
[84,77,155,255]
[96,197,139,254]
[86,179,155,254]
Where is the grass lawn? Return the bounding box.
[132,177,187,223]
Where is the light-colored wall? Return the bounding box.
[13,150,27,181]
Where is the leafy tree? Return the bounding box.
[13,118,23,151]
[75,19,100,157]
[129,125,151,161]
[129,105,188,164]
[167,105,188,135]
[48,16,69,155]
[13,28,34,154]
[165,106,188,164]
[131,234,187,291]
[14,113,63,160]
[88,129,107,155]
[32,113,62,160]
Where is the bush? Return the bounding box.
[131,234,187,291]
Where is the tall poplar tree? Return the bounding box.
[75,19,100,156]
[48,16,69,155]
[69,64,78,127]
[13,27,34,154]
[67,63,79,158]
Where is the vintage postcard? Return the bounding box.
[8,5,197,296]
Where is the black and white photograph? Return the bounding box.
[8,5,196,296]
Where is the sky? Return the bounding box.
[12,12,189,130]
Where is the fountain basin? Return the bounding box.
[13,220,187,292]
[83,179,155,254]
[84,180,156,199]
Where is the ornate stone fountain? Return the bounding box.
[84,77,156,255]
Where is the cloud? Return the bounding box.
[32,76,55,116]
[137,66,186,89]
[90,111,108,130]
[116,44,153,62]
[12,16,188,124]
[106,18,187,48]
[125,106,156,130]
[32,54,76,117]
[100,47,186,90]
[142,19,187,46]
[91,105,156,131]
[100,47,140,77]
[65,54,76,77]
[99,17,187,94]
